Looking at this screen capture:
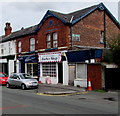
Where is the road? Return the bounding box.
[1,86,118,115]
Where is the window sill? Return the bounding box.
[100,42,104,44]
[45,48,58,51]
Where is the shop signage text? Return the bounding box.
[38,53,61,62]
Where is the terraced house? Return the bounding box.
[0,3,119,89]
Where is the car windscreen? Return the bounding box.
[19,74,33,79]
[0,73,8,77]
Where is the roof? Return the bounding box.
[37,3,120,28]
[0,25,37,43]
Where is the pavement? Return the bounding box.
[37,83,87,95]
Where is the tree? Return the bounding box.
[108,34,120,67]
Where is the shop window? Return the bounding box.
[42,63,57,77]
[30,38,35,51]
[53,32,58,48]
[18,41,21,53]
[27,63,38,77]
[46,34,51,48]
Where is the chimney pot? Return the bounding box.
[5,22,12,36]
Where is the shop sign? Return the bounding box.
[72,34,80,41]
[38,53,61,63]
[0,59,7,63]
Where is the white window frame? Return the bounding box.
[30,38,35,51]
[46,34,51,48]
[100,31,104,43]
[18,41,21,53]
[1,44,4,55]
[53,32,58,48]
[42,63,57,77]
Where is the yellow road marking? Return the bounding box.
[37,91,88,96]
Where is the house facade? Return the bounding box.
[1,3,120,89]
[0,23,16,76]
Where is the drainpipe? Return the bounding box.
[69,16,74,49]
[104,10,106,48]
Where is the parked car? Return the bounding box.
[6,73,38,90]
[0,72,8,85]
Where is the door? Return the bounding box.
[69,65,76,85]
[105,68,120,90]
[58,63,63,83]
[12,74,21,86]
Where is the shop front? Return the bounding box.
[17,55,39,79]
[38,52,69,85]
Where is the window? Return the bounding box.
[27,63,38,77]
[1,44,4,54]
[46,34,51,48]
[46,32,58,48]
[100,31,104,43]
[18,41,21,53]
[42,63,57,77]
[30,38,35,51]
[53,32,58,48]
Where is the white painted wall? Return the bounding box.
[8,60,14,76]
[0,40,16,57]
[16,60,19,73]
[63,61,69,85]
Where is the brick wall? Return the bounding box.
[37,17,70,50]
[72,9,119,48]
[106,13,120,44]
[16,35,37,53]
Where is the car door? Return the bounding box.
[12,74,21,86]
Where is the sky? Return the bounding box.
[0,0,119,36]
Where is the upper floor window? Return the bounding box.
[100,31,104,44]
[30,38,35,51]
[46,32,58,49]
[46,34,51,48]
[18,41,21,53]
[1,44,4,54]
[53,32,58,48]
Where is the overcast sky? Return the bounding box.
[0,0,119,35]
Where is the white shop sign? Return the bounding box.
[0,59,7,63]
[38,53,61,63]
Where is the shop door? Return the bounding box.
[58,63,63,83]
[69,65,76,85]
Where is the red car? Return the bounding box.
[0,72,8,85]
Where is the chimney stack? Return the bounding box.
[4,22,12,36]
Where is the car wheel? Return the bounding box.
[21,84,26,90]
[6,83,10,88]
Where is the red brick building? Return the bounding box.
[1,3,120,88]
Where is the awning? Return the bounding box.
[66,49,103,62]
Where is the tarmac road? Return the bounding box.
[1,85,119,115]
